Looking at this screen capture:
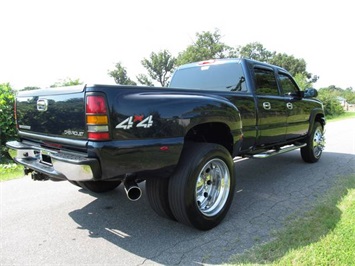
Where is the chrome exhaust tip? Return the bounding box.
[124,179,142,201]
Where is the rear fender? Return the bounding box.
[111,91,243,141]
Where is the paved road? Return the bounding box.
[1,119,355,265]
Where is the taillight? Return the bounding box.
[198,59,215,65]
[86,95,110,141]
[86,95,107,113]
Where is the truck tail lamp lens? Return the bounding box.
[87,125,109,132]
[86,115,108,124]
[88,132,110,140]
[86,96,107,114]
[86,95,110,141]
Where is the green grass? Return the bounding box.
[229,174,355,265]
[326,111,355,122]
[0,161,24,181]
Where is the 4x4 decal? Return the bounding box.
[116,115,153,130]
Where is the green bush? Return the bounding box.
[0,83,17,159]
[318,94,344,118]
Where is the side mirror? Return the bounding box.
[304,88,318,98]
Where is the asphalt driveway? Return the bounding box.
[1,118,354,265]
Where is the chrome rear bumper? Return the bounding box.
[6,141,100,181]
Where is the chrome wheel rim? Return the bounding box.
[313,126,325,158]
[195,158,230,217]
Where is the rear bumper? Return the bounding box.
[6,141,100,181]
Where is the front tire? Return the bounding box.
[77,180,121,193]
[301,121,325,163]
[168,143,235,230]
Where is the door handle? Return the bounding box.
[286,102,293,110]
[263,102,271,110]
[37,98,48,112]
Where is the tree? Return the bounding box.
[344,87,355,103]
[269,53,305,76]
[294,73,313,90]
[269,53,318,83]
[317,85,350,117]
[319,85,355,105]
[236,42,275,62]
[50,78,83,88]
[318,93,344,117]
[0,83,17,159]
[138,50,176,87]
[236,42,318,84]
[108,62,137,85]
[176,29,235,65]
[136,74,154,87]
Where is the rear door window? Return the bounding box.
[254,68,279,95]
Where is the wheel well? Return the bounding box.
[315,114,326,127]
[184,123,234,155]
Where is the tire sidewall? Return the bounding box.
[301,121,324,163]
[312,123,323,160]
[173,143,235,230]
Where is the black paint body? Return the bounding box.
[13,59,324,180]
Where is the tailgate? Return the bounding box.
[16,85,87,139]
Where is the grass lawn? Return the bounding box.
[326,111,355,122]
[0,161,24,181]
[229,174,355,265]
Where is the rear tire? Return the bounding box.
[301,121,325,163]
[77,180,121,193]
[168,143,235,230]
[146,178,176,220]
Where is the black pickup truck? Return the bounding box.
[7,58,325,230]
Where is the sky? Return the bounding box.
[1,0,354,90]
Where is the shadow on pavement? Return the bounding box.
[69,151,355,265]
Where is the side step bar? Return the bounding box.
[251,143,307,159]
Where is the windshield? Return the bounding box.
[169,62,247,92]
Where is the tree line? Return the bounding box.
[109,29,319,89]
[107,29,354,118]
[1,29,355,159]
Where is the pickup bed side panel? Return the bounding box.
[86,86,243,179]
[94,87,243,141]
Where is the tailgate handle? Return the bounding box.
[37,99,48,112]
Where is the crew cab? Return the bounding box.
[7,58,325,230]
